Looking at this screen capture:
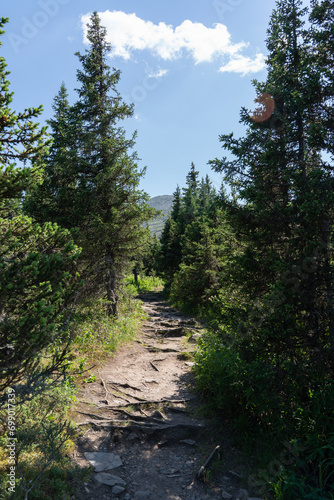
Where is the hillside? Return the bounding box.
[148,195,173,237]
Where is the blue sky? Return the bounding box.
[1,0,279,197]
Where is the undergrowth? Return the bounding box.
[0,280,150,499]
[0,380,89,500]
[194,331,334,499]
[125,273,164,294]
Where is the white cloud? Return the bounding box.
[146,67,169,79]
[219,53,266,76]
[80,11,266,75]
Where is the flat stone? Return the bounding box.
[221,491,233,499]
[126,432,140,441]
[124,495,131,500]
[112,485,126,495]
[185,361,195,367]
[237,488,249,499]
[160,468,180,475]
[94,472,126,486]
[228,470,242,479]
[191,333,201,340]
[151,410,164,419]
[134,492,151,499]
[180,439,196,446]
[84,452,123,472]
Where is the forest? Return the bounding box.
[1,0,334,498]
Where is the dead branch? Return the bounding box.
[150,361,159,372]
[98,370,111,405]
[196,445,221,481]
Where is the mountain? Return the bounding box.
[147,195,173,237]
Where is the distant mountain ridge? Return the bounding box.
[147,195,173,237]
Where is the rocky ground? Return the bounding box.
[72,292,265,500]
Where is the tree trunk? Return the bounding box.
[106,254,119,318]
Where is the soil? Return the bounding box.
[72,292,262,500]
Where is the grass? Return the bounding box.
[125,273,164,294]
[69,286,148,372]
[177,351,194,361]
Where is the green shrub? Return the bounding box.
[272,434,334,499]
[71,288,148,363]
[0,380,87,500]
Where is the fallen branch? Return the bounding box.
[196,445,221,481]
[98,370,111,405]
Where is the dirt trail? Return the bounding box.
[72,292,258,500]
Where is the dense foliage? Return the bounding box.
[154,1,334,497]
[0,17,81,400]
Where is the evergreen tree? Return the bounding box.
[0,18,81,398]
[26,12,155,317]
[182,162,200,226]
[308,0,334,156]
[24,83,77,226]
[209,0,334,425]
[171,208,230,313]
[158,186,184,282]
[0,19,49,210]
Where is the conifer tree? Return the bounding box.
[0,18,81,398]
[26,12,155,317]
[182,162,200,226]
[210,0,334,406]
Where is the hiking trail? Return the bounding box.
[72,292,262,500]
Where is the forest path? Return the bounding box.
[72,292,257,500]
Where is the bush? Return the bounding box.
[272,434,334,499]
[0,380,87,499]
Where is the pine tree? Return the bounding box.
[170,208,230,312]
[0,18,50,210]
[26,12,155,317]
[0,18,81,398]
[24,83,77,226]
[158,187,181,281]
[182,162,200,226]
[210,0,334,416]
[308,0,334,156]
